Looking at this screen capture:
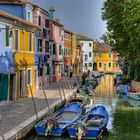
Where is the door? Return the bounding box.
[20,70,27,98]
[0,74,8,101]
[9,74,14,101]
[104,64,106,71]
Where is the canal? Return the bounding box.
[26,74,140,140]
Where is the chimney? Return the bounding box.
[49,7,55,21]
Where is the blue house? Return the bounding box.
[0,22,14,101]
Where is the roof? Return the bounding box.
[94,43,112,53]
[77,34,93,41]
[0,10,39,29]
[64,28,74,34]
[51,20,63,27]
[0,0,49,14]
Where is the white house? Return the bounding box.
[77,35,93,72]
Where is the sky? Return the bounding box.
[29,0,107,41]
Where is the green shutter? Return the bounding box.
[5,26,9,47]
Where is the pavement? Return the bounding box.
[0,76,80,137]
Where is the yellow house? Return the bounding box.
[72,33,77,74]
[12,18,38,99]
[93,43,113,72]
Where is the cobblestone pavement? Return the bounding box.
[0,76,80,136]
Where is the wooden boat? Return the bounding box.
[66,97,87,107]
[127,92,140,107]
[35,102,82,136]
[77,86,95,96]
[67,105,109,140]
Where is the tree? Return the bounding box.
[102,0,140,81]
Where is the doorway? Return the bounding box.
[19,70,27,98]
[0,74,8,101]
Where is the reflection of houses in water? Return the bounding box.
[95,75,115,97]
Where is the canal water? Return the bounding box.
[26,74,140,140]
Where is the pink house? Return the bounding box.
[49,8,63,82]
[32,5,50,89]
[113,52,122,73]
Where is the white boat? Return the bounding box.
[127,92,140,107]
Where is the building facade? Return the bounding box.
[49,8,63,82]
[77,35,93,72]
[64,29,72,76]
[93,43,113,72]
[32,5,50,89]
[0,10,38,101]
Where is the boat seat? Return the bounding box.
[86,118,103,126]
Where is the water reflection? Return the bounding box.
[27,75,140,140]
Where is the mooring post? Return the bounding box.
[62,85,66,101]
[29,85,39,122]
[42,84,51,115]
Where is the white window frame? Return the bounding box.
[27,68,32,86]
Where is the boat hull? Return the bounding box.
[35,102,82,136]
[67,105,109,139]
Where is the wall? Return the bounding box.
[14,29,35,98]
[0,5,24,19]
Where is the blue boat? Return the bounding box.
[67,105,109,139]
[35,102,82,136]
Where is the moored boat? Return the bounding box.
[127,92,140,107]
[67,105,109,140]
[35,102,82,136]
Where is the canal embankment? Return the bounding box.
[0,77,79,140]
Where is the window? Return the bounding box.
[45,19,49,28]
[109,53,112,58]
[53,66,55,75]
[89,63,92,67]
[38,39,42,52]
[27,12,31,22]
[109,62,111,67]
[53,44,56,54]
[94,52,96,57]
[46,64,49,75]
[64,48,67,55]
[59,45,62,55]
[45,41,49,52]
[5,25,9,47]
[89,43,91,47]
[38,16,41,26]
[27,69,32,85]
[81,43,83,46]
[29,33,32,51]
[99,63,102,67]
[15,30,19,50]
[89,52,91,57]
[99,53,102,58]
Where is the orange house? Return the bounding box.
[64,29,72,76]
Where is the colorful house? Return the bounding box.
[112,52,122,73]
[64,29,72,76]
[32,4,50,89]
[49,8,64,82]
[72,33,77,74]
[0,10,38,101]
[93,43,113,72]
[77,35,93,72]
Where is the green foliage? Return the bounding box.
[102,0,140,80]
